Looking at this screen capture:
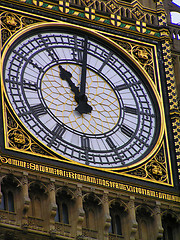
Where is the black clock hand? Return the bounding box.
[75,37,93,114]
[59,64,92,114]
[58,65,80,104]
[79,36,88,97]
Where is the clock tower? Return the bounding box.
[0,0,180,240]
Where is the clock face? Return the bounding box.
[2,23,162,169]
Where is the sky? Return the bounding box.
[171,0,180,24]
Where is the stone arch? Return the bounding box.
[82,192,102,235]
[161,210,180,240]
[56,186,75,200]
[82,192,102,206]
[136,204,155,240]
[0,174,22,212]
[136,204,154,217]
[28,181,48,218]
[109,199,128,237]
[28,181,48,195]
[109,198,128,212]
[1,174,22,189]
[55,186,75,226]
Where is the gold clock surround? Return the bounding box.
[1,21,167,182]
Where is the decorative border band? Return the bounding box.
[1,156,180,203]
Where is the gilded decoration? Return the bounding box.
[10,0,160,37]
[0,11,40,47]
[161,38,180,166]
[132,7,145,20]
[114,39,155,81]
[124,147,168,183]
[5,105,54,157]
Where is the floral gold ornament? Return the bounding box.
[115,40,154,81]
[6,106,54,156]
[137,48,149,60]
[125,147,168,183]
[0,11,41,46]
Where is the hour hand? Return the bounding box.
[59,65,92,115]
[58,65,79,103]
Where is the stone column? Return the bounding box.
[48,178,57,233]
[0,177,2,205]
[102,191,111,240]
[74,184,85,237]
[154,201,163,239]
[128,196,138,240]
[21,172,30,228]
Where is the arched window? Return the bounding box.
[29,182,47,219]
[0,191,5,210]
[62,203,69,224]
[109,202,125,236]
[0,191,15,212]
[55,190,72,224]
[8,191,14,212]
[0,175,20,213]
[55,201,69,223]
[115,215,122,235]
[110,212,122,235]
[136,206,153,240]
[162,213,179,240]
[55,203,60,222]
[82,193,101,233]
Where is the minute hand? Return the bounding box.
[79,36,88,96]
[75,37,93,114]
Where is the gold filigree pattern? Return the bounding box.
[132,7,145,20]
[125,147,168,183]
[114,40,155,81]
[42,64,120,135]
[0,11,40,47]
[106,1,119,14]
[6,105,54,157]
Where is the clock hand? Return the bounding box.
[59,64,92,114]
[58,65,80,104]
[75,37,93,114]
[79,36,88,97]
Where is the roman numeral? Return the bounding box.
[98,52,113,72]
[106,137,116,149]
[47,124,65,147]
[115,81,140,91]
[106,137,125,165]
[37,34,59,63]
[23,80,38,91]
[52,124,66,137]
[30,104,47,118]
[81,136,90,150]
[81,136,91,165]
[71,35,83,62]
[121,124,134,138]
[124,106,137,115]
